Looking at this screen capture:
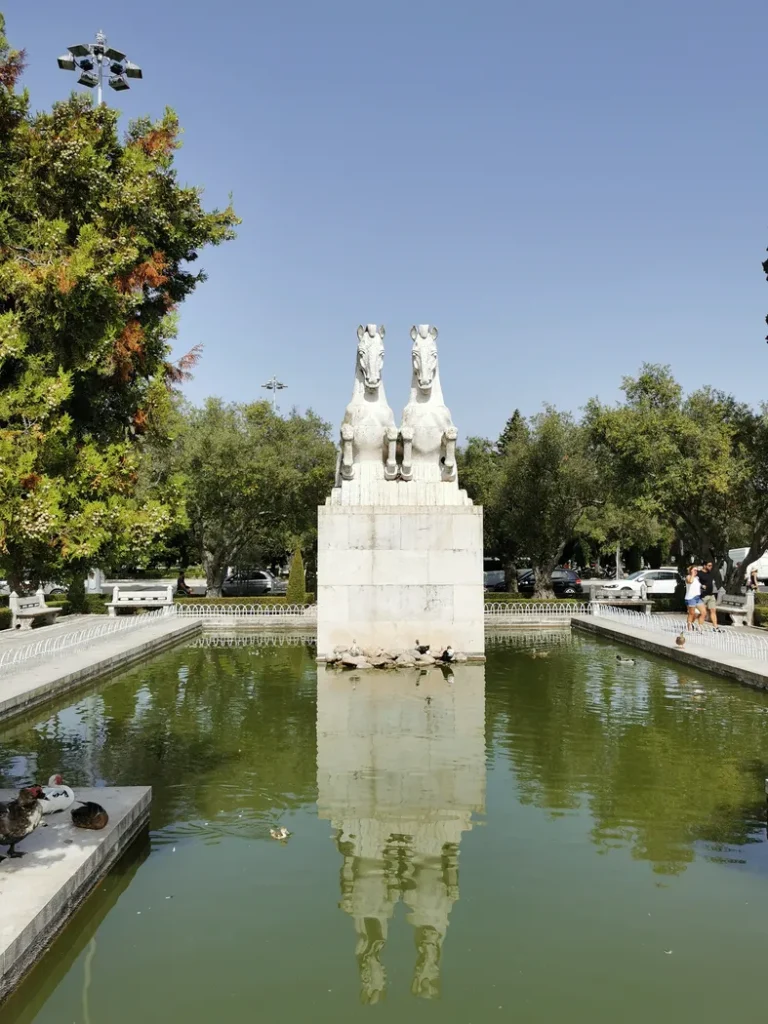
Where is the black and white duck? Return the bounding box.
[437,646,455,663]
[71,802,109,831]
[616,655,636,665]
[415,640,431,655]
[0,786,48,861]
[42,774,75,814]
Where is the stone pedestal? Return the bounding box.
[317,487,484,658]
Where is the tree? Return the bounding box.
[0,16,238,591]
[285,548,306,604]
[586,365,768,591]
[176,399,336,595]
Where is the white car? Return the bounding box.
[597,569,681,599]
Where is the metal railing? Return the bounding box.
[485,601,595,621]
[593,603,768,662]
[189,631,315,648]
[175,603,317,624]
[0,608,171,673]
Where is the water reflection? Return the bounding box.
[316,665,486,1002]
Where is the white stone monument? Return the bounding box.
[317,324,484,658]
[316,665,486,1001]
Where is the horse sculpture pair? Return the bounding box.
[338,324,458,486]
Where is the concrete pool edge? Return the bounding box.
[573,617,768,690]
[0,619,202,725]
[0,787,151,1005]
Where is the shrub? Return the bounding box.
[0,608,11,630]
[286,549,306,605]
[484,592,587,604]
[47,594,109,615]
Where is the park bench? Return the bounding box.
[714,591,754,627]
[106,585,174,617]
[9,588,62,630]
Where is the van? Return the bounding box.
[727,548,768,581]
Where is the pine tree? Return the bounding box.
[285,548,306,605]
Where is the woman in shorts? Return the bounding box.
[685,565,704,629]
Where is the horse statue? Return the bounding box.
[400,325,458,484]
[337,324,398,485]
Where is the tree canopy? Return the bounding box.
[0,14,238,588]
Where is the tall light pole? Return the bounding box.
[262,375,287,411]
[57,30,142,106]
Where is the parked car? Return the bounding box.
[596,568,681,599]
[484,569,506,591]
[518,569,583,597]
[0,578,66,597]
[220,569,287,597]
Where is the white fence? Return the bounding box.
[0,608,170,673]
[176,603,317,625]
[593,603,768,663]
[485,601,595,622]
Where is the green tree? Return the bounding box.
[285,548,306,604]
[586,365,768,591]
[176,399,335,595]
[0,16,238,590]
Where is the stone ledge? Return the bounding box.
[0,620,201,725]
[0,787,151,1005]
[573,618,768,690]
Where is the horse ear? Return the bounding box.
[379,325,385,340]
[357,325,365,341]
[429,325,438,340]
[410,326,418,342]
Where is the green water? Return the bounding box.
[1,631,768,1022]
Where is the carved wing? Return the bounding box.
[410,326,418,342]
[357,325,365,341]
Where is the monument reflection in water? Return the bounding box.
[316,665,485,1002]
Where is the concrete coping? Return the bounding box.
[0,786,151,1004]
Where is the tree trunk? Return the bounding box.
[504,560,518,594]
[532,563,557,599]
[202,544,227,597]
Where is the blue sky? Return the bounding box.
[7,0,768,440]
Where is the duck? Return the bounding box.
[71,802,109,831]
[269,826,291,841]
[616,655,636,664]
[0,786,47,860]
[530,650,550,659]
[675,633,686,647]
[42,774,75,814]
[415,640,431,655]
[437,646,455,663]
[348,640,362,658]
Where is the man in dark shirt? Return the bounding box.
[698,561,718,627]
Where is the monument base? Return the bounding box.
[317,503,484,658]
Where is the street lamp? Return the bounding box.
[262,375,287,411]
[57,30,142,106]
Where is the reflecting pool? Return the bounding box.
[1,630,768,1022]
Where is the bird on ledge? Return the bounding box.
[0,786,47,860]
[675,633,686,647]
[71,802,109,830]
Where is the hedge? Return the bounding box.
[0,607,11,630]
[46,595,109,615]
[174,594,315,606]
[484,592,588,604]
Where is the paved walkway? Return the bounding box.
[0,614,93,649]
[0,617,200,723]
[575,617,768,691]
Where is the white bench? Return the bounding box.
[714,591,754,627]
[9,588,62,630]
[106,585,174,617]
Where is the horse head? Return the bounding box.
[356,324,386,391]
[410,325,439,393]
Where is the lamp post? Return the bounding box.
[57,30,142,106]
[262,375,287,411]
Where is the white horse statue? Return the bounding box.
[400,325,458,484]
[337,324,398,485]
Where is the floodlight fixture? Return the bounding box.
[57,30,143,106]
[261,376,288,410]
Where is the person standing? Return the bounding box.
[685,566,704,629]
[698,560,719,628]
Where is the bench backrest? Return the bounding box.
[9,589,47,613]
[720,594,747,608]
[111,585,173,605]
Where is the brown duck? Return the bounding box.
[71,802,109,830]
[0,786,47,861]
